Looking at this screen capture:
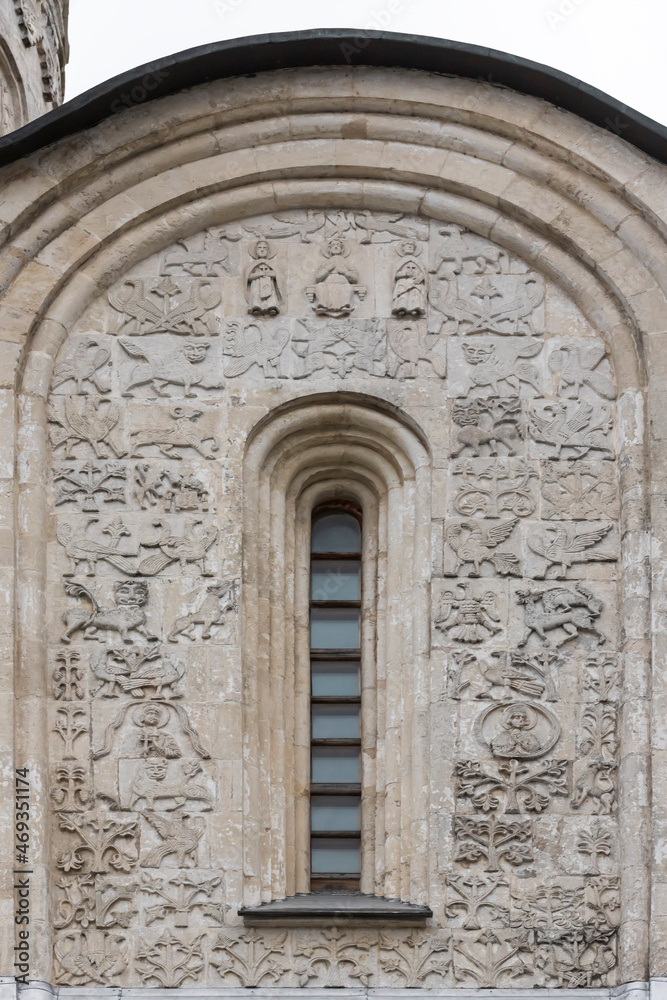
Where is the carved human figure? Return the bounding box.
[392,241,426,317]
[122,704,181,758]
[306,238,365,317]
[489,703,543,757]
[246,239,282,315]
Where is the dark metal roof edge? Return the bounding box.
[0,28,666,168]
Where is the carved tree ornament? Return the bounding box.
[211,929,289,987]
[452,459,538,518]
[379,930,452,986]
[456,758,569,814]
[135,930,205,988]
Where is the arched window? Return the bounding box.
[240,397,432,910]
[309,504,362,892]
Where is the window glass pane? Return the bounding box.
[311,608,359,649]
[312,704,360,739]
[312,513,361,553]
[311,795,360,831]
[311,747,360,783]
[311,560,360,601]
[311,662,360,697]
[311,838,360,874]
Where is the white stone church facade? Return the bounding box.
[0,12,666,1000]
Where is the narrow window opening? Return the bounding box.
[309,503,362,893]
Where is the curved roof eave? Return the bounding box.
[0,28,666,168]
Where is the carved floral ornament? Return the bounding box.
[3,58,644,982]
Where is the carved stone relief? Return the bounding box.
[135,930,205,987]
[527,401,614,460]
[434,582,505,644]
[245,239,283,315]
[450,398,524,458]
[451,460,538,519]
[109,278,221,337]
[51,337,112,395]
[53,929,130,986]
[391,240,427,317]
[161,229,238,278]
[90,645,184,699]
[293,318,385,379]
[119,338,222,398]
[306,238,366,316]
[444,517,521,577]
[448,339,544,397]
[224,320,290,377]
[45,211,621,989]
[475,701,561,759]
[49,397,126,460]
[128,405,219,460]
[54,462,127,510]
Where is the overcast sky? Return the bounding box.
[66,0,667,127]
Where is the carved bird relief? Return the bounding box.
[57,517,138,577]
[49,398,126,460]
[223,320,290,377]
[136,518,218,576]
[52,338,111,394]
[548,343,616,400]
[53,929,129,985]
[387,323,447,378]
[435,583,503,644]
[527,401,613,459]
[141,812,204,868]
[109,278,220,337]
[527,523,615,578]
[429,272,544,337]
[445,517,520,577]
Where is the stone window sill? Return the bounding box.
[238,892,433,926]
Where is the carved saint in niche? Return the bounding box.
[391,240,426,317]
[490,703,542,757]
[477,700,560,759]
[245,239,282,316]
[306,237,365,317]
[121,703,181,758]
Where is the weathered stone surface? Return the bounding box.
[0,49,663,996]
[0,1,68,134]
